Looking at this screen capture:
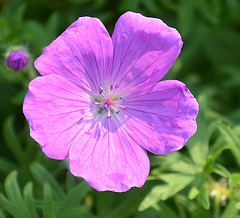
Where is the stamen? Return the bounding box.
[112,99,123,104]
[114,104,126,109]
[94,102,104,105]
[120,97,125,102]
[115,83,119,89]
[110,105,118,113]
[107,109,111,118]
[99,86,104,94]
[102,90,108,99]
[110,85,113,91]
[103,106,108,112]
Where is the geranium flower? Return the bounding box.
[7,49,28,71]
[23,12,198,192]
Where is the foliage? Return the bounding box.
[0,0,240,217]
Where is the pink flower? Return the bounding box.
[23,12,198,192]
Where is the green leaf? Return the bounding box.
[0,157,16,174]
[43,183,55,218]
[10,88,28,105]
[221,200,240,218]
[139,184,168,211]
[188,186,199,200]
[230,173,240,189]
[187,95,217,167]
[0,209,7,218]
[208,140,231,163]
[213,164,231,178]
[178,0,196,38]
[150,152,200,175]
[30,162,65,201]
[45,12,60,40]
[56,181,90,218]
[4,171,23,207]
[3,116,24,165]
[3,171,30,218]
[197,184,210,209]
[107,188,148,218]
[97,191,114,217]
[23,182,38,218]
[139,174,194,211]
[175,194,211,217]
[63,207,94,218]
[0,193,20,218]
[66,172,76,193]
[218,123,240,167]
[141,202,179,218]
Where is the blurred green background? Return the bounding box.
[0,0,240,217]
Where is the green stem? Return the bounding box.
[214,194,221,218]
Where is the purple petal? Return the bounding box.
[122,80,199,155]
[34,17,113,94]
[69,117,150,192]
[111,12,183,92]
[23,74,92,159]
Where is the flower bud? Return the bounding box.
[6,50,28,71]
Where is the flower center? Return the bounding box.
[93,84,125,118]
[105,99,113,106]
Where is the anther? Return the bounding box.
[99,86,104,94]
[120,97,125,102]
[115,83,119,89]
[103,106,108,112]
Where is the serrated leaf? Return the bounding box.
[30,162,65,201]
[43,183,55,218]
[23,182,38,218]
